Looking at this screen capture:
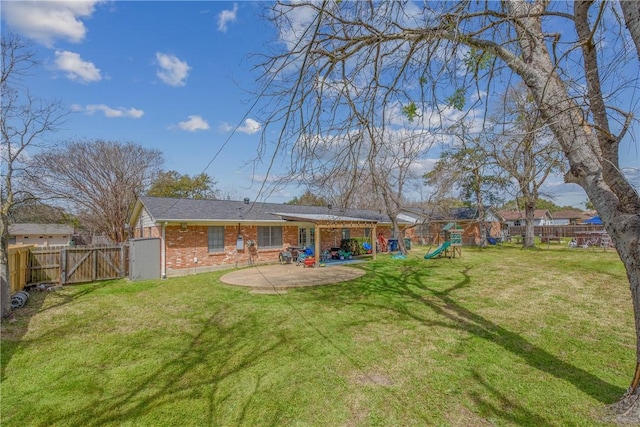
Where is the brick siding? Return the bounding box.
[135,223,397,274]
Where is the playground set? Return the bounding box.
[424,223,463,259]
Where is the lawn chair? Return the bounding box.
[278,250,293,264]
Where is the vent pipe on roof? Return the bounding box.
[243,198,250,204]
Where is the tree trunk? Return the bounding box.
[507,0,640,416]
[475,172,487,248]
[523,202,536,248]
[0,215,11,318]
[621,0,640,60]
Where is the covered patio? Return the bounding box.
[270,212,379,267]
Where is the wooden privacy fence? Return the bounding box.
[507,225,605,238]
[29,248,61,284]
[8,246,33,293]
[24,244,129,287]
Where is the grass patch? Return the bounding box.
[1,245,633,426]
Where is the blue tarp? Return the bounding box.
[584,216,603,225]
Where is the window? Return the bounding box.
[341,228,350,240]
[298,227,316,247]
[258,226,283,248]
[208,226,225,253]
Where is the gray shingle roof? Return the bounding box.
[9,223,74,235]
[136,196,406,224]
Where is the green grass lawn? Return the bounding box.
[1,244,633,426]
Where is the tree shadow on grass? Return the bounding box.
[41,303,288,427]
[467,369,552,426]
[316,259,625,409]
[1,281,109,382]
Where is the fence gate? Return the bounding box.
[129,238,161,281]
[61,245,127,284]
[29,248,61,283]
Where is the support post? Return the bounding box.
[372,224,377,261]
[315,223,321,267]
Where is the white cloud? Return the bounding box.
[217,3,238,32]
[237,118,261,134]
[274,2,318,52]
[155,52,191,87]
[54,51,101,83]
[178,115,210,132]
[1,1,104,47]
[219,118,261,134]
[71,104,144,119]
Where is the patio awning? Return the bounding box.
[269,212,378,228]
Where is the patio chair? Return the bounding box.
[278,250,293,264]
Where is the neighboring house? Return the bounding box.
[9,223,74,247]
[499,209,554,227]
[420,206,504,246]
[551,209,591,225]
[128,196,413,277]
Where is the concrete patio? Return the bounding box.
[220,262,366,294]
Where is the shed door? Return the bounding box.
[129,238,161,281]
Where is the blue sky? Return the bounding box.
[2,1,638,208]
[2,1,281,201]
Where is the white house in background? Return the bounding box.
[550,209,591,225]
[499,209,554,227]
[9,223,74,247]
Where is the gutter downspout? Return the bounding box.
[161,222,167,279]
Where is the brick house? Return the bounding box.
[413,206,505,246]
[128,196,413,277]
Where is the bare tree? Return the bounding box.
[9,198,73,225]
[372,128,428,252]
[1,34,67,318]
[487,85,565,248]
[28,140,163,243]
[260,1,640,417]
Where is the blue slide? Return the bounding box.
[424,241,451,259]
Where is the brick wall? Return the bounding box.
[145,222,402,274]
[164,224,300,272]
